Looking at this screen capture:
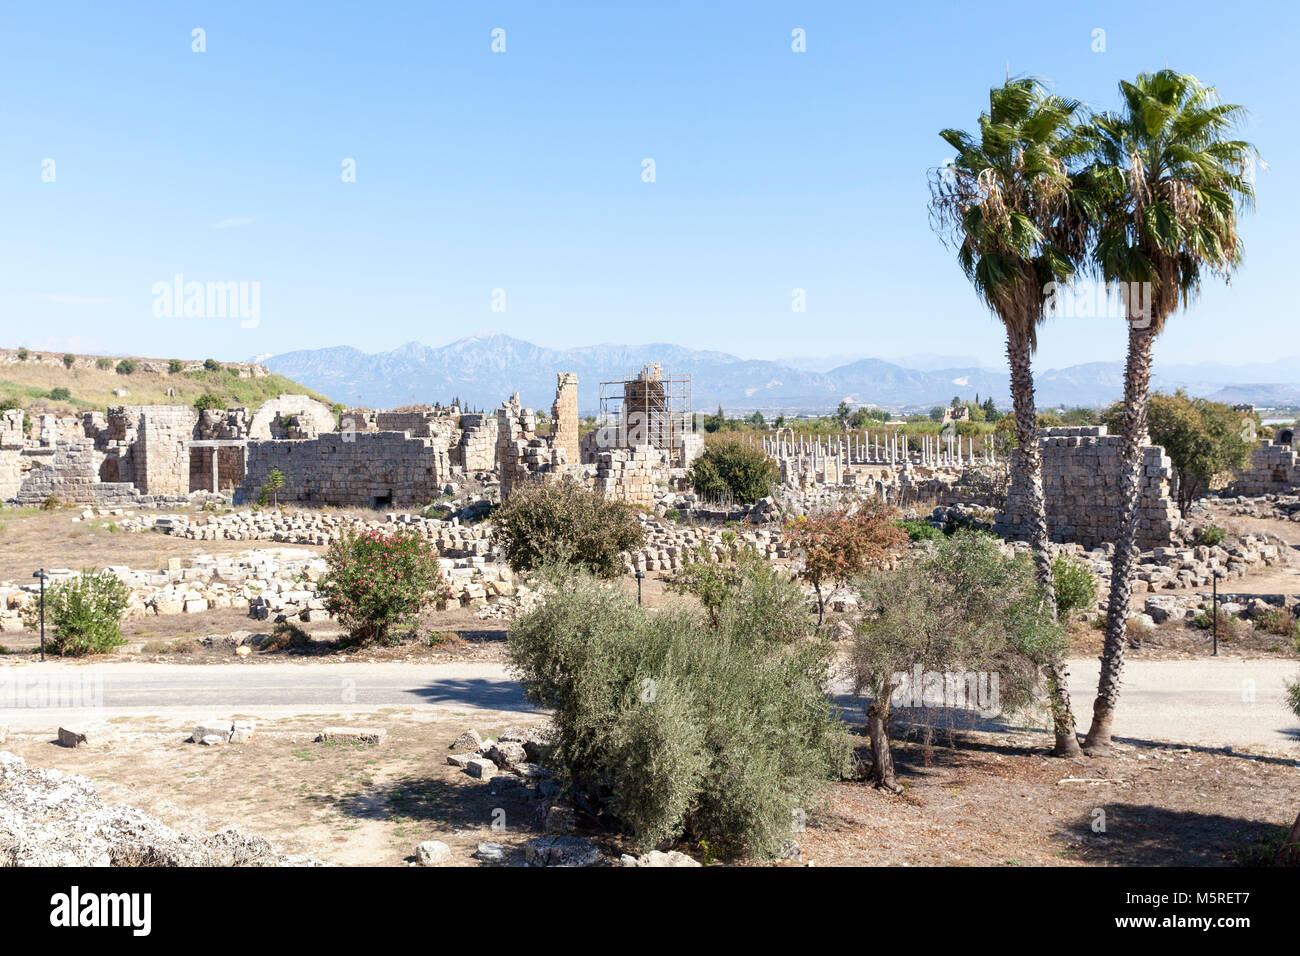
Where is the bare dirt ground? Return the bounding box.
[0,505,277,583]
[3,717,1294,867]
[0,711,547,867]
[803,727,1299,867]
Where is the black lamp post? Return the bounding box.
[635,569,645,606]
[32,569,47,662]
[1211,569,1226,657]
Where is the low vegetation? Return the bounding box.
[688,438,779,504]
[508,566,850,858]
[21,569,131,656]
[317,529,450,645]
[492,479,642,578]
[783,503,907,624]
[849,531,1066,791]
[0,357,331,415]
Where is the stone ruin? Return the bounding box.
[997,426,1180,550]
[1224,439,1300,496]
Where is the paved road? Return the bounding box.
[0,660,533,729]
[1,658,1296,753]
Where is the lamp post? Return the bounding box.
[635,569,645,606]
[1212,569,1226,657]
[32,569,47,662]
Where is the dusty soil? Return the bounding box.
[800,727,1300,867]
[0,505,284,583]
[4,717,1293,867]
[0,607,512,666]
[1068,617,1300,662]
[0,711,549,867]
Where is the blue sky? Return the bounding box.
[1,0,1295,372]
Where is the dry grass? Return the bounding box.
[0,361,331,415]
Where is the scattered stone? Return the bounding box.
[542,805,575,833]
[632,850,701,867]
[464,757,497,780]
[475,842,507,863]
[451,729,482,752]
[0,752,322,866]
[229,720,255,744]
[57,725,120,749]
[447,752,477,769]
[525,835,601,867]
[415,840,452,865]
[190,719,232,744]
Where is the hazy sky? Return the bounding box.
[1,0,1295,372]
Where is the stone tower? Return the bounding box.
[551,372,579,465]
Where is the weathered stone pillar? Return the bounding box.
[551,372,579,465]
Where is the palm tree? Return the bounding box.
[1080,71,1257,754]
[929,77,1093,757]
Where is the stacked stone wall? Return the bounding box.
[237,432,449,508]
[997,426,1180,550]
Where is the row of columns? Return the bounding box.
[761,431,996,468]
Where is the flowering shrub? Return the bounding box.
[318,529,450,644]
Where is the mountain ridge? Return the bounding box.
[263,333,1300,416]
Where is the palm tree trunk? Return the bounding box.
[1007,329,1081,757]
[1084,322,1155,754]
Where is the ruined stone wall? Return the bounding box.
[592,446,666,508]
[0,409,24,500]
[454,414,498,473]
[997,426,1180,550]
[237,432,449,508]
[551,372,579,466]
[136,406,199,495]
[247,395,335,440]
[1224,441,1300,496]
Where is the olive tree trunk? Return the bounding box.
[1084,323,1155,754]
[867,695,901,793]
[1007,329,1081,757]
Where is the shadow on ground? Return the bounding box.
[1054,805,1287,865]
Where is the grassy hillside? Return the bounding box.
[0,358,334,415]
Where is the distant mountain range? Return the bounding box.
[263,333,1300,415]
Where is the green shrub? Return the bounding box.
[1255,607,1300,646]
[508,568,850,858]
[96,357,112,370]
[16,348,28,361]
[115,358,137,375]
[318,529,450,645]
[492,478,642,578]
[1052,555,1098,618]
[204,358,221,371]
[669,541,811,642]
[261,468,286,507]
[1286,675,1300,719]
[22,570,131,656]
[850,530,1065,790]
[688,439,778,503]
[899,518,942,542]
[663,508,682,522]
[40,495,61,511]
[48,387,71,402]
[168,359,184,374]
[62,353,75,369]
[1194,525,1228,547]
[193,393,225,412]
